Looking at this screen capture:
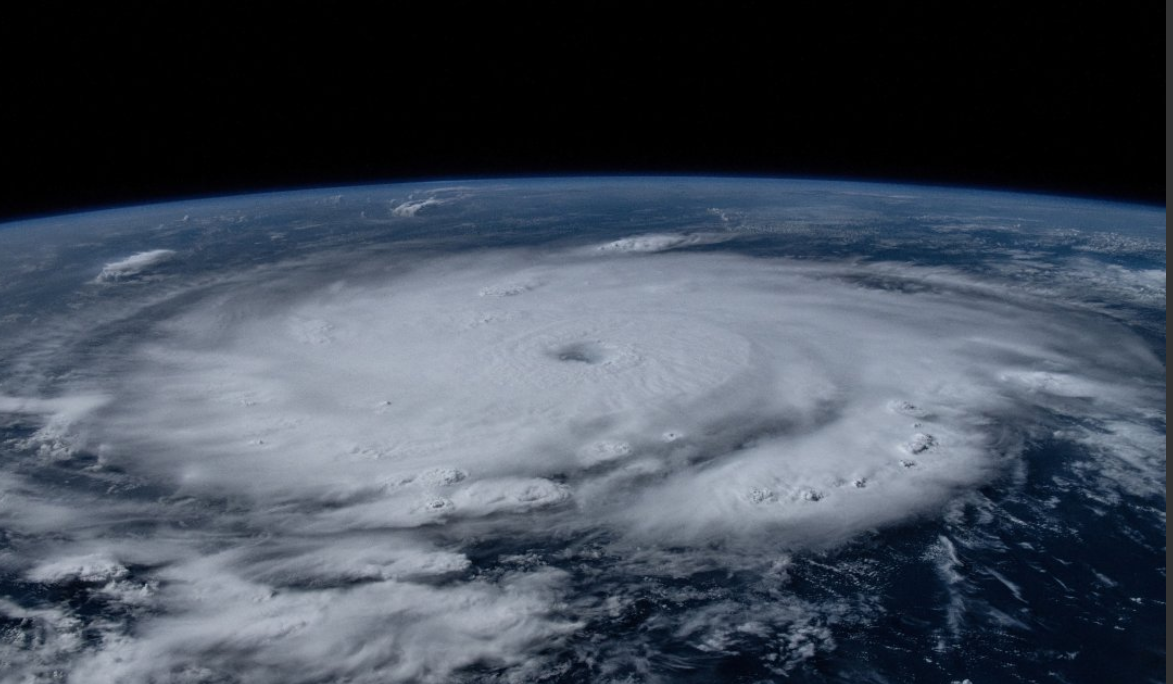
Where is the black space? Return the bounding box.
[0,5,1163,222]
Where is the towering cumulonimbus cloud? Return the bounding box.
[2,237,1164,682]
[93,249,176,283]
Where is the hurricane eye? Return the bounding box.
[550,341,606,364]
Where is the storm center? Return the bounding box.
[550,341,609,364]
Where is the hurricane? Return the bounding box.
[0,179,1164,683]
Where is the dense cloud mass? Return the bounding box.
[0,185,1165,683]
[93,251,1159,543]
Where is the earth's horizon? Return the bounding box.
[0,177,1164,683]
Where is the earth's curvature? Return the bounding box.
[0,178,1164,683]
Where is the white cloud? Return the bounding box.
[87,251,1160,545]
[390,197,444,217]
[27,553,128,584]
[593,232,729,253]
[69,558,579,684]
[1,239,1164,681]
[94,249,176,283]
[0,393,109,459]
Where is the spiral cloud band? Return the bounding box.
[1,217,1164,682]
[100,249,1154,540]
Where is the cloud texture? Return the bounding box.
[0,230,1164,682]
